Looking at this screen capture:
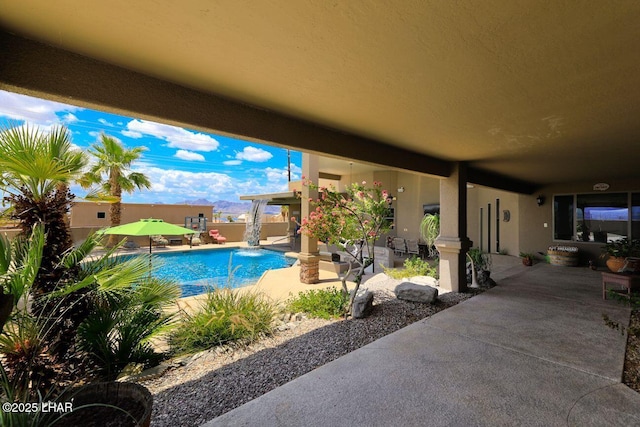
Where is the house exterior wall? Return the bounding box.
[467,187,520,256]
[395,172,439,240]
[70,201,214,227]
[518,178,640,265]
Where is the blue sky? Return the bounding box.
[0,90,302,204]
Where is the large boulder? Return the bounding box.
[408,276,439,287]
[394,282,438,304]
[350,288,374,319]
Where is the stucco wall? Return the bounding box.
[518,178,640,265]
[71,202,214,227]
[68,222,288,246]
[467,187,520,256]
[395,172,439,240]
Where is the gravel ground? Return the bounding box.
[624,310,640,392]
[143,278,483,427]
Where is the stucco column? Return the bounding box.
[435,162,472,292]
[299,153,320,284]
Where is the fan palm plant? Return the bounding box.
[0,124,87,297]
[79,134,151,246]
[0,228,180,398]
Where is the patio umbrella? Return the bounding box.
[100,218,197,253]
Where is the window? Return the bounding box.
[554,192,638,243]
[576,193,627,242]
[632,193,640,240]
[97,212,106,219]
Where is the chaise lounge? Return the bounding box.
[209,229,227,244]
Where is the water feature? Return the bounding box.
[244,199,269,246]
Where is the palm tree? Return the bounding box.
[0,124,87,295]
[80,133,151,246]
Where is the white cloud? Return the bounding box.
[0,91,82,125]
[174,150,205,161]
[236,146,273,162]
[121,130,143,139]
[62,113,79,123]
[125,119,220,152]
[264,167,289,182]
[88,131,101,138]
[98,118,114,127]
[223,160,242,166]
[120,165,296,204]
[132,166,234,199]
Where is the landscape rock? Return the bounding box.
[394,282,438,304]
[350,288,374,318]
[409,276,439,287]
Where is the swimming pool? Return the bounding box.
[134,248,296,297]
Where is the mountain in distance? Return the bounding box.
[177,199,279,215]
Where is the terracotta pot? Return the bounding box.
[606,256,626,273]
[522,258,533,266]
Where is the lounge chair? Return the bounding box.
[406,239,420,257]
[123,240,140,250]
[209,229,227,244]
[393,237,406,256]
[151,235,168,248]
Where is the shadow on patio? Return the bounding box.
[204,263,640,426]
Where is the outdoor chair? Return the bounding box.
[393,237,406,256]
[187,234,202,246]
[151,235,168,248]
[406,239,420,257]
[123,240,140,250]
[209,229,227,244]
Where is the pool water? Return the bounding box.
[131,248,296,297]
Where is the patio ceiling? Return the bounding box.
[1,1,639,192]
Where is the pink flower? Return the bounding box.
[362,181,367,185]
[301,175,306,180]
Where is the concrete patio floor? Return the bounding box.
[204,262,640,426]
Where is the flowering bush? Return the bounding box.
[296,179,393,316]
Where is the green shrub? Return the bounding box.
[286,287,347,319]
[383,256,438,279]
[467,247,492,271]
[169,287,275,355]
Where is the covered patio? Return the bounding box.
[2,2,640,424]
[207,263,640,426]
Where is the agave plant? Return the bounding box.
[419,213,440,258]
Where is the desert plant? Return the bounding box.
[419,213,440,258]
[467,248,492,272]
[286,288,347,319]
[169,287,275,355]
[519,252,535,266]
[383,256,438,279]
[0,124,86,297]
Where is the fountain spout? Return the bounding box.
[244,199,268,247]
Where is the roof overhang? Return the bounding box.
[240,191,299,206]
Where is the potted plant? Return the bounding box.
[602,238,640,272]
[519,252,535,266]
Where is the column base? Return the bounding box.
[435,236,472,292]
[299,253,321,284]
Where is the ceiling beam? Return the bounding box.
[468,167,539,195]
[0,31,452,178]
